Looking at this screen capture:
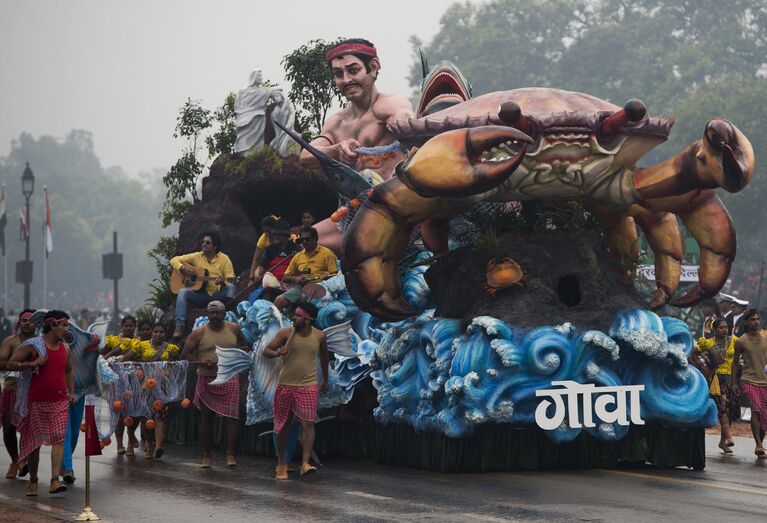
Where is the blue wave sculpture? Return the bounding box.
[216,256,714,443]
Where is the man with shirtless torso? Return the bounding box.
[299,38,414,252]
[182,301,247,468]
[732,309,767,459]
[0,309,36,479]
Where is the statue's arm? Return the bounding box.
[298,116,343,168]
[380,94,414,127]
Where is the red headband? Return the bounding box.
[294,307,315,320]
[14,311,35,335]
[325,43,377,64]
[43,317,69,326]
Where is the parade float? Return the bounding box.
[159,58,754,472]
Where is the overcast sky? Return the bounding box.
[0,0,467,175]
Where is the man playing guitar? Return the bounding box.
[170,231,236,339]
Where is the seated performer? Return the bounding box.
[133,322,181,460]
[171,231,236,339]
[101,315,141,456]
[9,310,74,496]
[274,226,338,311]
[292,209,315,235]
[248,220,300,301]
[0,309,36,479]
[262,302,328,479]
[298,38,413,253]
[181,301,247,468]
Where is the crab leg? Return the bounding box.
[641,190,734,307]
[592,207,639,271]
[343,126,531,321]
[629,205,683,308]
[593,205,682,309]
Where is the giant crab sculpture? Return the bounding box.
[342,65,755,321]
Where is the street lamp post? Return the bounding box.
[20,163,35,309]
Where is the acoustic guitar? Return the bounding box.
[170,264,239,294]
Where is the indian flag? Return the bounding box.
[44,186,53,256]
[0,185,6,256]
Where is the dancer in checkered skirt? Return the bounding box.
[263,301,329,480]
[182,301,247,469]
[732,309,767,459]
[0,309,36,479]
[9,310,75,496]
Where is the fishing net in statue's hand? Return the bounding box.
[90,361,188,440]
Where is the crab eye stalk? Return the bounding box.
[498,101,531,134]
[599,99,647,137]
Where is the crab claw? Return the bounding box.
[702,118,753,193]
[342,178,442,321]
[398,125,531,198]
[634,118,754,201]
[343,126,531,321]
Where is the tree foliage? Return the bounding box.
[412,0,767,272]
[282,38,345,137]
[0,131,164,310]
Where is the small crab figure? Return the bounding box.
[484,257,527,296]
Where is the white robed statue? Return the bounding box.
[234,69,299,156]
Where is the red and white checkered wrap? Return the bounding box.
[742,382,767,432]
[17,399,68,462]
[0,388,20,427]
[273,384,318,434]
[193,375,239,419]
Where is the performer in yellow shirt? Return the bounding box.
[170,231,236,339]
[274,226,338,311]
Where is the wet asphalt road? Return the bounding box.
[0,434,765,522]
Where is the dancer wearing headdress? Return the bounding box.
[9,310,74,496]
[0,309,36,479]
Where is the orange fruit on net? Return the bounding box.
[112,400,123,412]
[349,198,362,208]
[330,211,340,223]
[80,422,87,433]
[145,419,156,430]
[145,378,157,389]
[181,398,191,409]
[153,400,164,410]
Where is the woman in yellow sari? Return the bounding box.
[102,316,141,455]
[133,323,180,459]
[696,318,740,453]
